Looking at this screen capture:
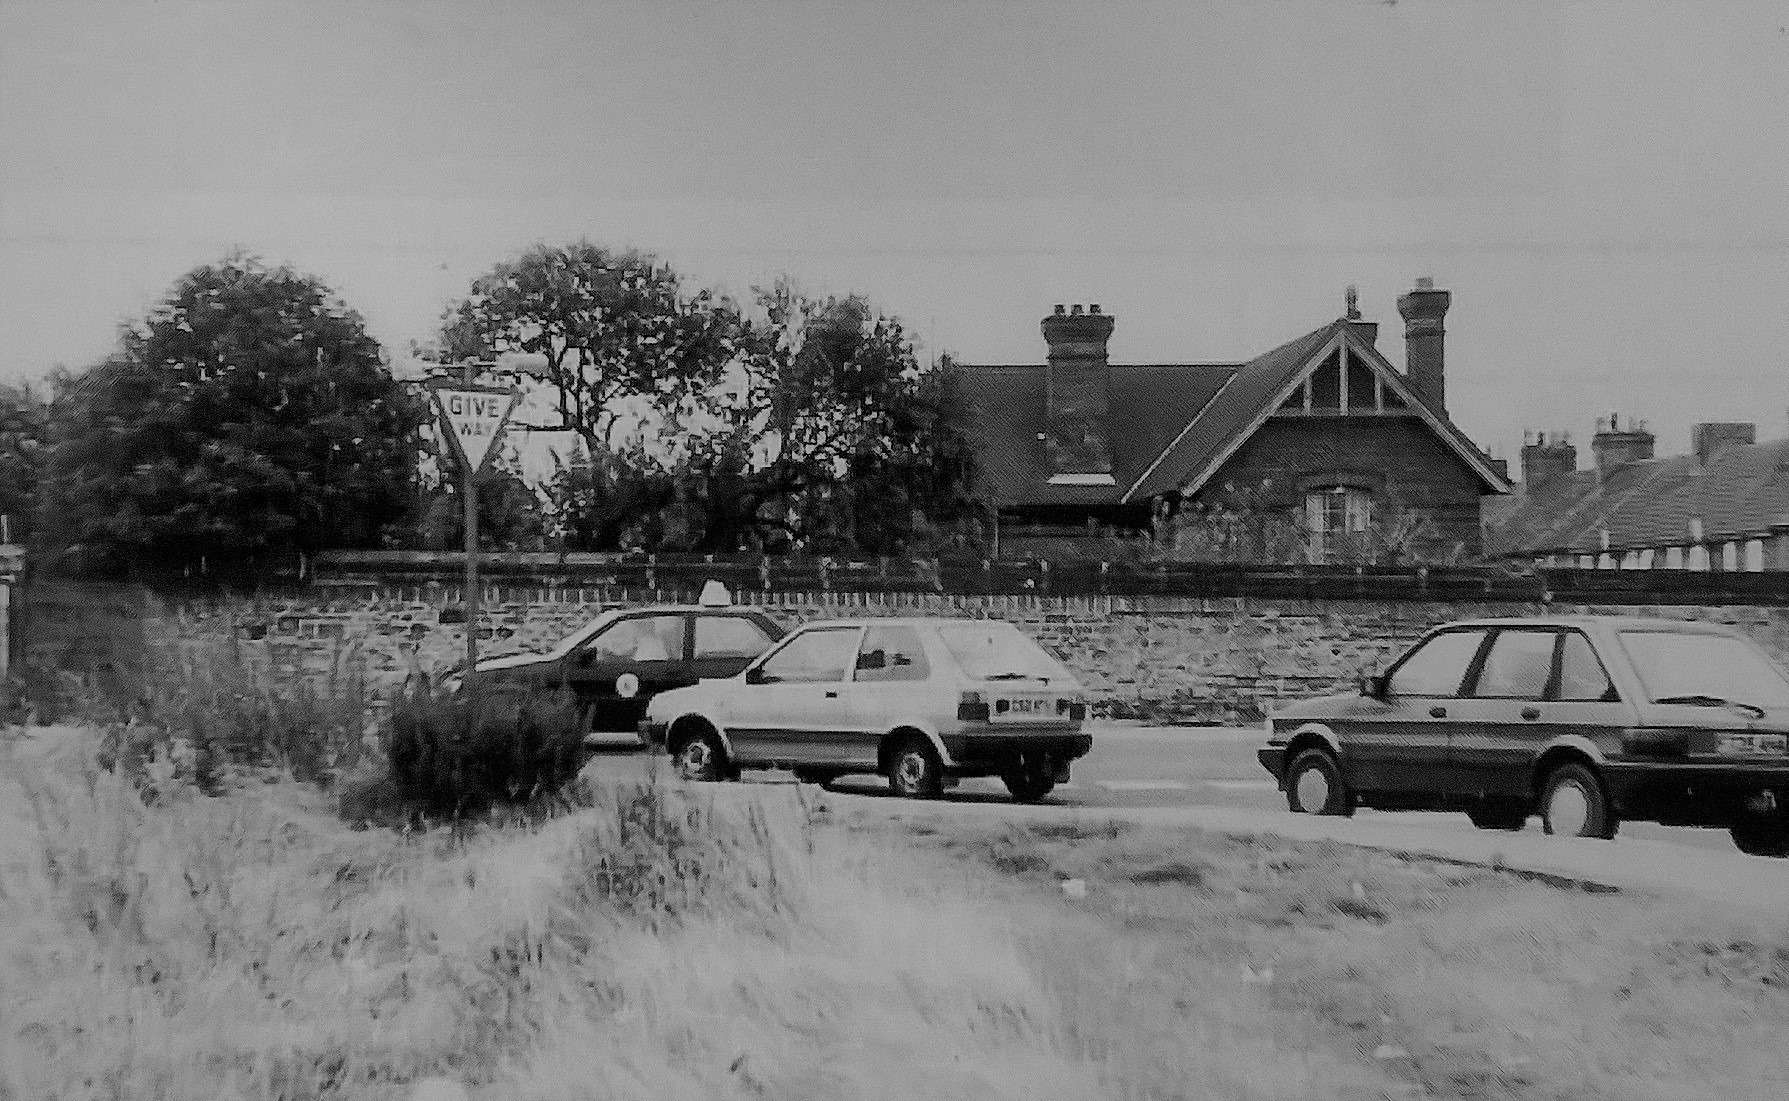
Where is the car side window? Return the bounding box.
[694,616,776,660]
[1555,630,1619,702]
[587,615,685,662]
[854,626,931,683]
[1469,629,1557,700]
[1385,630,1487,698]
[755,628,859,684]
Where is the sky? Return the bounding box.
[4,0,1789,475]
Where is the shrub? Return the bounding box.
[387,688,585,814]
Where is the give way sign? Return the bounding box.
[432,387,520,474]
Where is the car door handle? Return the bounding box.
[1520,706,1541,721]
[824,690,839,699]
[1428,706,1447,719]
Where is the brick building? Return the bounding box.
[1484,416,1789,571]
[956,279,1511,561]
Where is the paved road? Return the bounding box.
[586,721,1789,916]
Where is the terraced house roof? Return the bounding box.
[1484,436,1789,557]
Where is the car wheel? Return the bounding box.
[1003,765,1057,804]
[888,736,944,799]
[1539,762,1617,839]
[1730,814,1789,857]
[672,732,728,783]
[1468,801,1529,831]
[1284,749,1353,816]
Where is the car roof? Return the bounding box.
[1434,613,1735,635]
[790,617,1010,629]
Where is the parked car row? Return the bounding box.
[443,586,1789,856]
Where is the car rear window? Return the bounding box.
[937,622,1064,681]
[1617,630,1789,708]
[694,616,776,659]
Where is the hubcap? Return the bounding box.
[897,753,927,791]
[1548,781,1590,835]
[1295,765,1332,812]
[678,741,711,779]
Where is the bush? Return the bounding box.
[387,688,586,814]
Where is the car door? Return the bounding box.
[1349,628,1490,801]
[838,624,935,771]
[690,614,780,682]
[567,613,690,733]
[1451,627,1561,800]
[724,625,861,766]
[1508,628,1631,786]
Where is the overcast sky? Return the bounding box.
[4,0,1789,471]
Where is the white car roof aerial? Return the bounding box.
[699,579,733,608]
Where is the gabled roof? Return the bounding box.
[1484,437,1789,557]
[957,316,1510,509]
[954,362,1234,506]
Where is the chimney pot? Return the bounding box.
[1071,304,1085,316]
[1054,304,1066,315]
[1090,304,1101,314]
[1416,276,1434,291]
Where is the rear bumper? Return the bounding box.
[1603,760,1789,824]
[942,729,1093,774]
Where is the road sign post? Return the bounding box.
[432,371,520,676]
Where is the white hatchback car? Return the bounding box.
[639,617,1091,802]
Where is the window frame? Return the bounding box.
[1463,627,1560,701]
[749,625,865,685]
[581,612,689,663]
[1382,628,1492,699]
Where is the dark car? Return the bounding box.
[1258,615,1789,857]
[444,584,785,742]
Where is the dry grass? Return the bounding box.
[898,816,1789,1101]
[9,722,1786,1101]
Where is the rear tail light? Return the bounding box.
[1058,697,1087,720]
[958,692,991,722]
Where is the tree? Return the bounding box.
[37,256,425,578]
[684,281,982,555]
[440,242,742,461]
[0,380,50,545]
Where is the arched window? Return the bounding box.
[1305,485,1371,563]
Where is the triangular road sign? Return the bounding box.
[433,387,520,474]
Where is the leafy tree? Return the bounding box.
[0,380,50,545]
[684,282,982,555]
[440,242,742,459]
[37,256,425,578]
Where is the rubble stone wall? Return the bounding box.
[146,583,1789,722]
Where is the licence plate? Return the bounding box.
[992,694,1062,722]
[1719,732,1789,756]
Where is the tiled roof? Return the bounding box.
[1484,437,1789,557]
[959,316,1510,510]
[954,363,1235,506]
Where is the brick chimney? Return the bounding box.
[1397,276,1451,413]
[1692,422,1755,466]
[1520,431,1577,491]
[1591,413,1654,480]
[1041,304,1115,482]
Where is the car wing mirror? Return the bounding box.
[744,666,767,685]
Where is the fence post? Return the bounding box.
[1040,559,1051,595]
[646,554,656,595]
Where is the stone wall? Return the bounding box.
[146,583,1789,723]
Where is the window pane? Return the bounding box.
[758,628,859,684]
[854,626,931,682]
[1556,632,1617,701]
[694,616,775,660]
[1472,630,1556,699]
[1386,630,1486,697]
[587,615,684,661]
[1617,631,1789,707]
[937,622,1062,680]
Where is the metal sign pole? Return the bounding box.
[462,359,480,676]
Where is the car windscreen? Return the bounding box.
[937,622,1064,681]
[1617,630,1789,708]
[542,611,621,660]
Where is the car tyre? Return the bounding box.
[888,736,945,799]
[1730,814,1789,857]
[1468,801,1529,831]
[672,732,729,783]
[1284,749,1353,817]
[1539,762,1617,839]
[1003,765,1057,804]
